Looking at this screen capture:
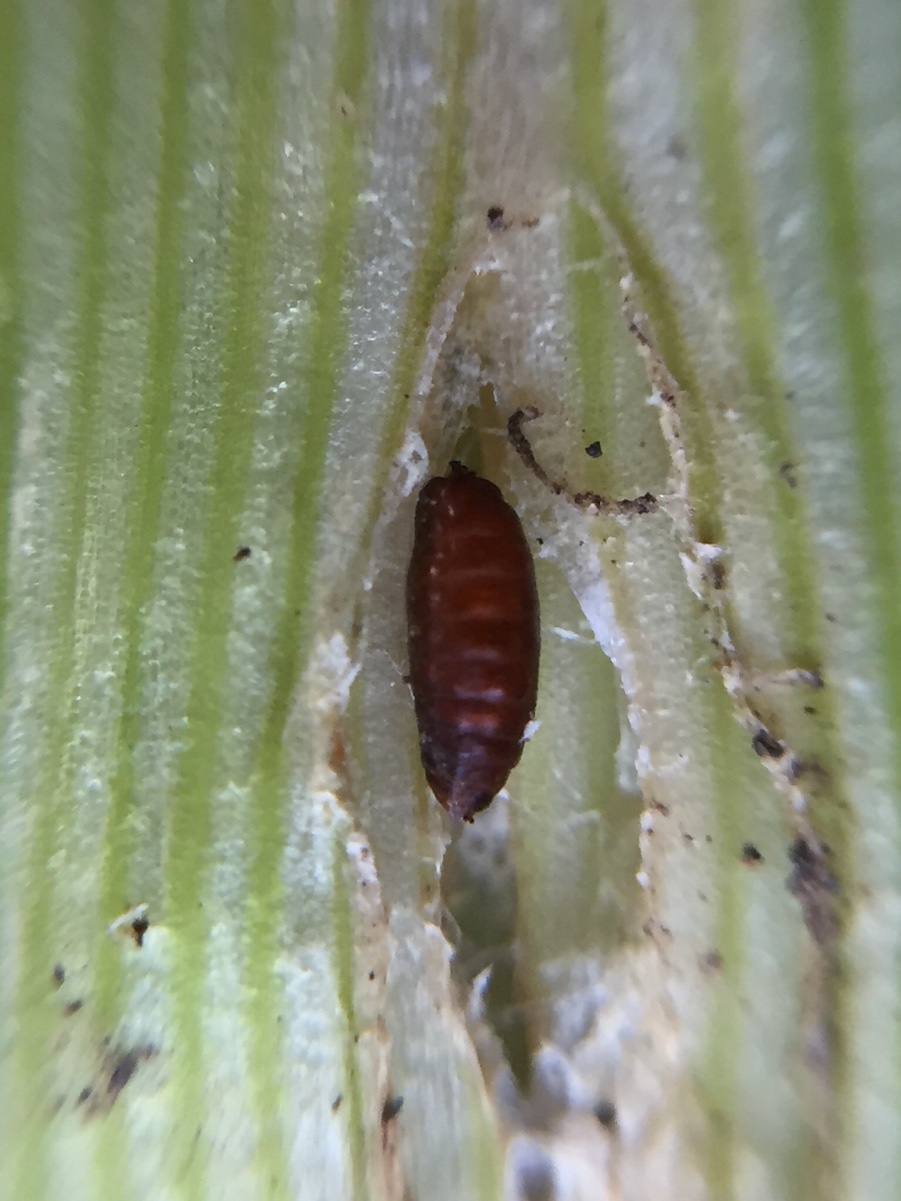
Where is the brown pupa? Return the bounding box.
[406,463,540,820]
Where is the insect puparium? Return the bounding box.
[406,462,540,822]
[406,410,659,821]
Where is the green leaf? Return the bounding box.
[2,0,901,1198]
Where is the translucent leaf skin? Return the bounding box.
[1,0,900,1199]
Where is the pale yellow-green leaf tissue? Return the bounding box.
[1,0,900,1199]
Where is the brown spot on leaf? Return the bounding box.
[108,1050,142,1101]
[752,728,784,758]
[787,838,839,948]
[80,1043,158,1116]
[130,915,149,947]
[779,462,798,489]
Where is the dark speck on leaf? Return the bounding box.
[108,1051,141,1100]
[779,462,798,489]
[594,1099,617,1128]
[752,728,784,758]
[787,837,839,947]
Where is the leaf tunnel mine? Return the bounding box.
[406,462,540,821]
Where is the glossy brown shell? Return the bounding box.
[406,463,540,820]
